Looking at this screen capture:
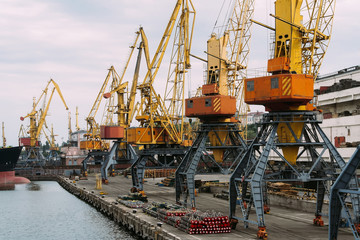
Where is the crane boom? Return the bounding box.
[102,27,151,129]
[87,67,115,125]
[35,80,68,141]
[81,66,118,150]
[163,0,196,137]
[301,0,335,79]
[140,0,183,87]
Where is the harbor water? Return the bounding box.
[0,181,138,240]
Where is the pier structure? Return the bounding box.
[53,174,354,240]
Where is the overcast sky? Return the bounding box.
[1,0,359,146]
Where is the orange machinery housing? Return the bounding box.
[80,126,124,150]
[127,127,167,144]
[245,57,314,111]
[19,137,40,147]
[80,140,106,150]
[100,126,124,140]
[185,84,237,119]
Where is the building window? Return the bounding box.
[74,160,77,165]
[271,77,279,89]
[205,98,212,107]
[68,160,72,166]
[187,100,193,108]
[247,81,254,91]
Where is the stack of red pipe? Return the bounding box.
[178,211,231,234]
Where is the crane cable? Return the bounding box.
[212,0,229,34]
[221,0,235,35]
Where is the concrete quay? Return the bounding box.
[57,174,354,240]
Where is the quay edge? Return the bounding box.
[56,176,181,240]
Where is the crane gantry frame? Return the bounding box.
[175,0,255,209]
[227,1,359,240]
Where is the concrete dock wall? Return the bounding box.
[269,194,329,215]
[56,177,181,240]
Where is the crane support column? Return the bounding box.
[175,123,247,208]
[329,146,360,239]
[100,141,120,184]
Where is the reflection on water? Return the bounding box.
[0,182,15,190]
[0,181,138,240]
[26,182,41,191]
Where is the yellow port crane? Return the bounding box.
[2,122,6,148]
[19,79,69,164]
[80,66,125,176]
[80,66,120,151]
[131,0,195,146]
[75,106,80,131]
[81,27,151,179]
[227,1,354,239]
[42,122,60,161]
[175,0,255,209]
[68,111,72,141]
[130,0,195,193]
[102,28,151,130]
[100,27,152,183]
[68,106,81,141]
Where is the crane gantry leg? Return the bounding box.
[20,147,46,166]
[100,141,120,184]
[229,112,360,239]
[131,147,187,193]
[329,146,360,239]
[175,122,247,209]
[81,151,106,177]
[98,143,138,183]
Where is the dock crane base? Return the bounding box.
[131,147,187,191]
[175,122,247,209]
[83,143,137,179]
[19,146,46,167]
[101,143,138,183]
[82,151,107,177]
[229,112,360,237]
[100,141,120,184]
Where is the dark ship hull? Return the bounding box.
[0,146,22,172]
[0,146,30,189]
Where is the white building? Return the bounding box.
[246,111,265,125]
[60,130,88,166]
[315,65,360,160]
